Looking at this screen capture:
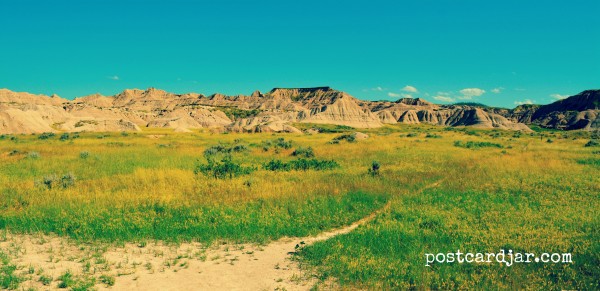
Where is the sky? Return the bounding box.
[0,0,598,108]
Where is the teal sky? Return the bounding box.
[1,0,598,108]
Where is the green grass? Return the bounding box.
[0,252,22,290]
[0,191,387,243]
[0,125,598,289]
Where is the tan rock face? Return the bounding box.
[14,87,600,134]
[368,99,532,131]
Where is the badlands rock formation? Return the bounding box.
[362,98,532,131]
[502,90,600,130]
[1,86,596,134]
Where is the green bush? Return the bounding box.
[38,132,56,140]
[263,158,339,171]
[262,159,290,171]
[57,271,74,288]
[204,144,249,157]
[39,275,52,286]
[369,161,381,176]
[260,138,293,151]
[59,133,70,141]
[454,140,503,149]
[99,274,115,286]
[203,144,229,156]
[291,147,315,158]
[314,125,355,133]
[331,134,356,143]
[194,155,254,179]
[584,140,599,147]
[36,173,76,190]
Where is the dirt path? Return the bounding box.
[3,180,443,290]
[105,201,396,291]
[109,179,444,290]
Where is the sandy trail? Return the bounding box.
[104,200,396,291]
[2,180,443,290]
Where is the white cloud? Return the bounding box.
[402,94,413,99]
[459,88,485,99]
[108,75,120,81]
[401,85,418,93]
[372,86,384,91]
[434,96,455,103]
[491,87,503,94]
[550,93,568,100]
[514,99,535,105]
[388,92,401,98]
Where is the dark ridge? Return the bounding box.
[452,102,490,108]
[533,90,600,119]
[269,87,332,93]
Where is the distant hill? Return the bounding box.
[1,87,598,134]
[502,90,599,130]
[452,102,490,108]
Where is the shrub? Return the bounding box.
[231,144,248,153]
[260,138,293,151]
[454,141,503,149]
[38,132,56,140]
[57,271,74,288]
[37,173,76,190]
[425,133,441,139]
[310,125,355,133]
[221,107,262,120]
[274,138,293,149]
[8,150,21,156]
[291,147,315,158]
[99,274,115,286]
[369,161,381,176]
[121,131,129,137]
[194,155,254,179]
[203,143,248,157]
[39,275,52,286]
[584,140,599,147]
[405,133,418,137]
[331,134,355,143]
[79,151,90,159]
[59,133,70,141]
[203,144,230,157]
[546,138,554,143]
[26,152,40,159]
[74,120,98,128]
[263,158,339,171]
[263,159,290,171]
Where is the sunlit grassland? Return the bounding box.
[296,127,600,290]
[0,125,599,289]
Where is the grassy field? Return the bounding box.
[0,125,598,289]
